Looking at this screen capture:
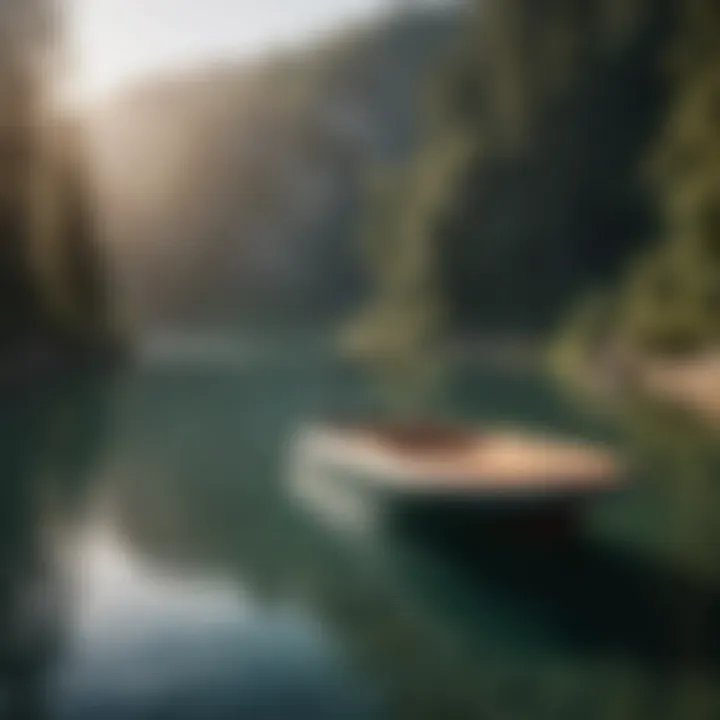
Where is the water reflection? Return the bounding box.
[2,360,720,719]
[104,364,720,720]
[287,369,720,719]
[47,370,375,720]
[0,377,113,718]
[0,371,377,719]
[54,526,372,720]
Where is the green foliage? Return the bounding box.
[548,289,615,378]
[356,0,676,362]
[614,0,720,355]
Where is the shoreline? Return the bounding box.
[0,338,126,390]
[552,340,720,426]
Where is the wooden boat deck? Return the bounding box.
[295,424,623,498]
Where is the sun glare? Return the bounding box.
[63,0,391,105]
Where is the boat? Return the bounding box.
[288,422,625,542]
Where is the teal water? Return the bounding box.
[0,347,719,719]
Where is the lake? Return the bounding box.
[0,341,718,719]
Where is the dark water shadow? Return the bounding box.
[389,502,720,670]
[0,374,115,718]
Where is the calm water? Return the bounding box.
[0,343,719,719]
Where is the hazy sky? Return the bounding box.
[65,0,397,100]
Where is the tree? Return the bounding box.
[0,0,113,353]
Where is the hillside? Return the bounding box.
[89,6,460,332]
[352,0,682,365]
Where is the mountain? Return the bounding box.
[89,6,461,332]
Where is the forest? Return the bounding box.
[1,0,719,366]
[352,0,720,362]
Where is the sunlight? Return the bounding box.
[63,0,390,103]
[66,524,251,647]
